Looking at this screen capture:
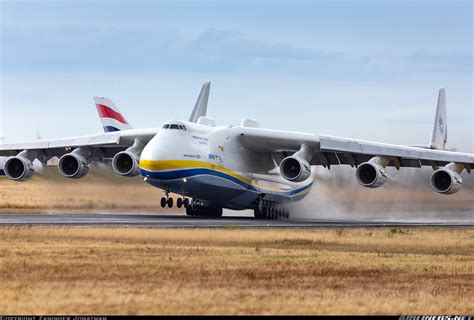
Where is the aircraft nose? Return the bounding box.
[138,138,168,172]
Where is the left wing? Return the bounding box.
[238,125,472,194]
[238,127,474,170]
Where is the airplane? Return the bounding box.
[0,87,472,219]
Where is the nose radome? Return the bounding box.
[139,138,168,165]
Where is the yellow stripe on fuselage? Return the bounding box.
[139,159,254,185]
[139,159,312,196]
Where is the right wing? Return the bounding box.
[0,128,157,160]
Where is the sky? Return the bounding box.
[1,0,472,152]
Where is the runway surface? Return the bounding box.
[0,213,472,228]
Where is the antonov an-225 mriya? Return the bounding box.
[0,86,472,219]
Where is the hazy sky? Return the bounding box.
[1,0,472,152]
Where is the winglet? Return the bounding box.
[429,88,447,150]
[189,82,211,123]
[93,97,133,132]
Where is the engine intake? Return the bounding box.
[356,162,387,188]
[112,151,140,176]
[58,153,89,179]
[4,156,34,181]
[430,168,462,195]
[280,156,311,182]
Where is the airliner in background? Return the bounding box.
[0,87,472,219]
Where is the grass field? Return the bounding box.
[0,227,472,315]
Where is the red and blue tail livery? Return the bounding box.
[94,97,133,132]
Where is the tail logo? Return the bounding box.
[438,116,444,136]
[96,104,129,125]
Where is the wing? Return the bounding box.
[318,135,473,170]
[238,127,474,170]
[0,128,158,160]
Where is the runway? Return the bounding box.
[0,213,472,228]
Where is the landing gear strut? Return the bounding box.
[254,200,289,219]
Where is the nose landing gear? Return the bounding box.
[160,197,174,208]
[161,193,191,210]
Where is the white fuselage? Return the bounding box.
[138,120,315,210]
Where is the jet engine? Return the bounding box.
[58,152,89,179]
[280,156,311,182]
[430,168,462,195]
[356,161,387,188]
[4,156,34,181]
[112,151,140,176]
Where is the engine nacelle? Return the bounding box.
[4,156,34,181]
[112,151,140,177]
[280,156,311,182]
[58,153,89,179]
[356,162,387,188]
[430,168,462,195]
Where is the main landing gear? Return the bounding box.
[185,200,223,217]
[254,200,289,219]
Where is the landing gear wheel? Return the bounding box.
[167,197,173,208]
[183,198,190,208]
[160,197,167,208]
[186,206,194,216]
[177,198,183,208]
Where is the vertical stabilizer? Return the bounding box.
[429,88,448,150]
[93,97,133,132]
[189,82,211,122]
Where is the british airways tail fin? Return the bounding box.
[429,88,448,150]
[189,82,210,123]
[93,97,133,132]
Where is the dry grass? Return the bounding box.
[0,227,472,315]
[0,167,177,213]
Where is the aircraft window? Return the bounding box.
[163,124,170,129]
[182,125,187,131]
[169,124,180,130]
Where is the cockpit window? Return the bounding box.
[163,123,186,130]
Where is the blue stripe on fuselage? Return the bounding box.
[103,126,121,132]
[140,168,313,197]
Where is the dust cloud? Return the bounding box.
[289,166,473,223]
